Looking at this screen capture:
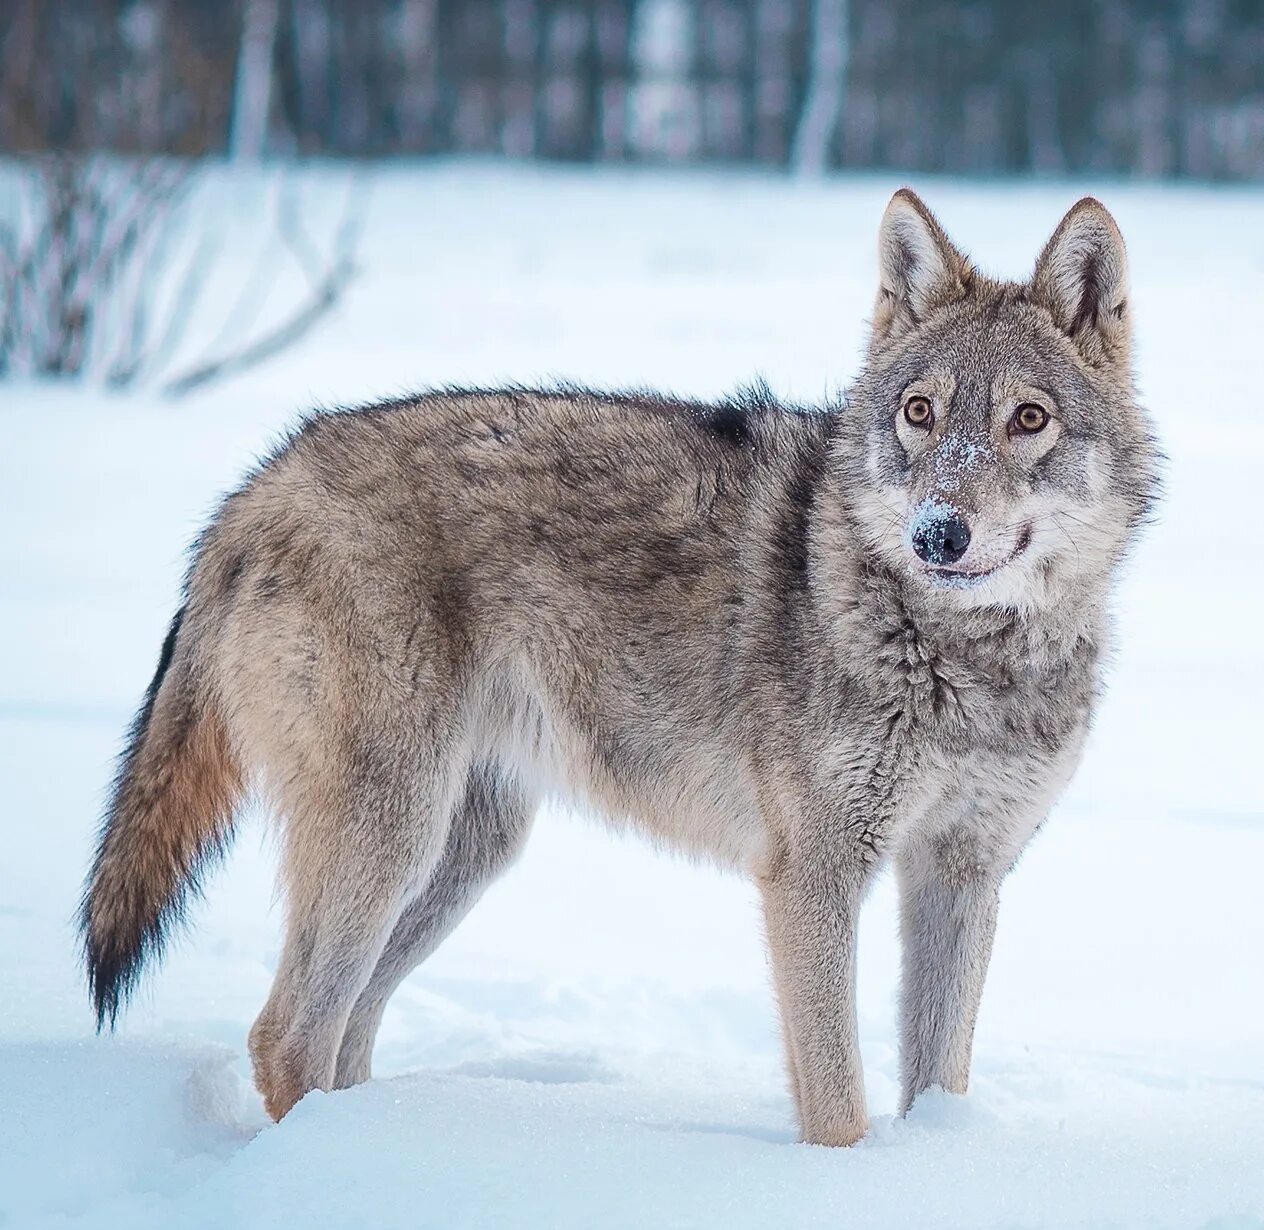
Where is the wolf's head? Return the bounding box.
[838,189,1158,615]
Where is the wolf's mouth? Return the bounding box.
[924,526,1032,587]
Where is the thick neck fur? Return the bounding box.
[819,494,1108,678]
[740,413,1108,756]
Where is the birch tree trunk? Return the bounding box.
[230,0,280,161]
[792,0,847,173]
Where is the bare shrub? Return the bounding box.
[0,155,363,397]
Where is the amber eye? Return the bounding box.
[1012,403,1050,434]
[903,396,934,428]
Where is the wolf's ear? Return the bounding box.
[872,189,973,344]
[1031,198,1130,370]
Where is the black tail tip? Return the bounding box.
[82,927,135,1034]
[91,988,123,1033]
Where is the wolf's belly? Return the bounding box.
[475,663,769,870]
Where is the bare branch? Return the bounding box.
[161,171,367,398]
[161,243,357,398]
[276,178,327,287]
[110,223,221,388]
[1,156,366,397]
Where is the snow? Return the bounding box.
[2,161,1262,1229]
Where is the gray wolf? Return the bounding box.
[81,190,1158,1144]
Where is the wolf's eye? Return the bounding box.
[903,396,934,428]
[1011,404,1049,434]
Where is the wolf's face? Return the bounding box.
[841,191,1158,613]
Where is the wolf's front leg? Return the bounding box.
[895,832,1003,1113]
[760,861,867,1147]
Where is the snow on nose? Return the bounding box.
[932,434,994,495]
[908,498,972,565]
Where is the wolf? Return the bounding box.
[81,190,1157,1145]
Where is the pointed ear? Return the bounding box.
[1031,198,1130,370]
[872,188,974,343]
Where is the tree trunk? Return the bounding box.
[793,0,847,173]
[230,0,280,161]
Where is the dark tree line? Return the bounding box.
[3,0,1264,178]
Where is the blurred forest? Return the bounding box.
[3,0,1264,178]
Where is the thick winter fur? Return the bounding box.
[81,191,1158,1142]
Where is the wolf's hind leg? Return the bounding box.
[333,763,536,1089]
[248,752,464,1121]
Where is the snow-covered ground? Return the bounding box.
[2,163,1262,1229]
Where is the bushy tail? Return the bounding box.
[80,605,244,1028]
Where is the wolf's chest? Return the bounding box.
[858,642,1097,859]
[869,617,1097,756]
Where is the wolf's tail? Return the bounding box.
[80,604,244,1028]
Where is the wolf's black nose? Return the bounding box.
[912,513,971,565]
